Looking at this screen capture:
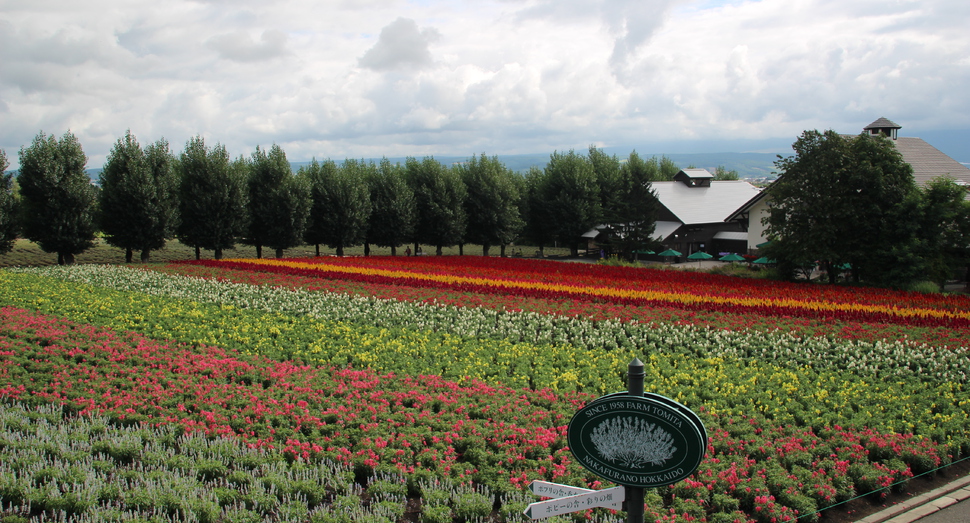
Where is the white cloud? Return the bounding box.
[1,0,968,168]
[207,30,290,63]
[358,17,441,71]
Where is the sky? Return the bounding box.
[1,0,969,169]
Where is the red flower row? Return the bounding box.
[156,263,970,347]
[175,258,970,329]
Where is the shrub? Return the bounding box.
[453,491,492,519]
[907,281,940,293]
[420,504,452,523]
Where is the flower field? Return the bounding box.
[1,256,969,523]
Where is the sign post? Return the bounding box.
[626,358,645,523]
[523,358,707,522]
[566,357,707,523]
[523,486,625,519]
[528,481,621,509]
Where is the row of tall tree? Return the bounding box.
[0,131,688,263]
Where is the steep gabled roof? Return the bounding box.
[726,186,771,222]
[653,221,683,241]
[652,180,762,225]
[892,137,970,186]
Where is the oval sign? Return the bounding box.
[588,392,708,453]
[568,395,706,488]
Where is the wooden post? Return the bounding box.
[626,357,645,523]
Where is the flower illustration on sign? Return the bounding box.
[590,417,677,468]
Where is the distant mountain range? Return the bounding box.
[291,151,783,179]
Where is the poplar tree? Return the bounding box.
[405,156,466,255]
[520,166,555,256]
[456,154,523,256]
[17,131,97,264]
[244,144,309,258]
[99,131,178,262]
[542,150,601,256]
[0,149,18,255]
[300,159,371,256]
[588,146,624,225]
[365,158,415,256]
[176,136,248,260]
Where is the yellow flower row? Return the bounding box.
[230,258,970,323]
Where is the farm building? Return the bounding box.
[583,168,761,261]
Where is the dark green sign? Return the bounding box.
[589,392,708,452]
[567,394,706,488]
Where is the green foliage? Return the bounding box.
[596,255,640,267]
[541,150,601,256]
[713,165,740,180]
[16,131,97,264]
[519,166,555,252]
[300,159,372,256]
[98,131,178,263]
[907,280,941,294]
[604,150,663,258]
[588,146,624,226]
[0,149,18,255]
[176,136,249,259]
[765,130,920,287]
[245,144,310,258]
[405,156,467,254]
[456,153,524,255]
[366,158,416,254]
[658,155,680,181]
[917,176,970,291]
[420,504,453,523]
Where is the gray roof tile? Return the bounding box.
[652,180,762,225]
[892,137,970,186]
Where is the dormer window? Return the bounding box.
[674,168,714,187]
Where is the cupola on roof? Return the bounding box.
[864,117,902,139]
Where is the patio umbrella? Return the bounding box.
[656,248,681,263]
[752,256,775,264]
[687,251,713,268]
[719,253,746,262]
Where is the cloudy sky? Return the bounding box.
[1,0,968,168]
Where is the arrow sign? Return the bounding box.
[523,486,625,519]
[528,481,620,510]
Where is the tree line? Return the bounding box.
[0,131,698,264]
[2,129,965,290]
